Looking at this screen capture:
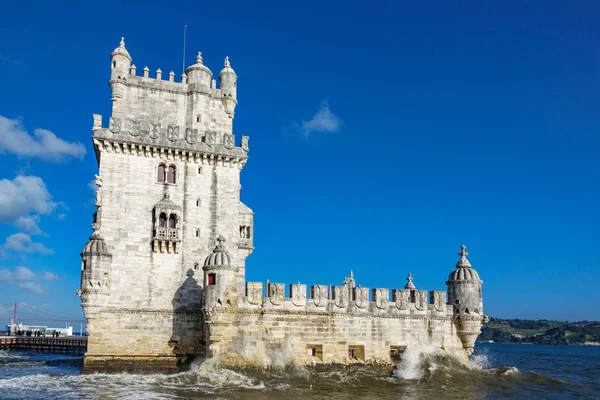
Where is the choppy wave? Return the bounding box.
[0,345,596,399]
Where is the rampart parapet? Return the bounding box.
[240,274,452,317]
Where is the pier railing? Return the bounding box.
[0,336,87,353]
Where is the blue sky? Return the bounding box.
[0,1,599,323]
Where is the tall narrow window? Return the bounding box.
[159,213,167,228]
[196,199,200,207]
[168,214,176,229]
[157,164,166,183]
[167,165,176,184]
[208,273,216,286]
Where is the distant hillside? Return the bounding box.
[478,318,600,345]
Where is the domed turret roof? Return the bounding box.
[111,37,132,61]
[204,236,231,267]
[185,52,213,77]
[447,245,481,281]
[82,228,110,256]
[219,57,236,77]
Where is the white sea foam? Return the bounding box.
[393,345,442,380]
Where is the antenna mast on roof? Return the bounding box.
[182,23,188,75]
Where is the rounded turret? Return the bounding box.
[109,37,131,100]
[185,52,213,88]
[203,236,237,307]
[446,245,483,315]
[219,57,238,117]
[80,227,112,296]
[446,245,483,355]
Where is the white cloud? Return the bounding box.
[0,115,86,162]
[41,271,59,281]
[0,266,56,294]
[15,215,42,235]
[88,179,97,192]
[0,268,13,282]
[4,233,54,255]
[17,282,49,294]
[57,213,66,220]
[295,101,342,137]
[0,175,56,224]
[14,266,36,281]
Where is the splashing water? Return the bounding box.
[0,344,597,399]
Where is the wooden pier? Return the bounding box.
[0,336,87,353]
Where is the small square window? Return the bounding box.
[208,273,216,286]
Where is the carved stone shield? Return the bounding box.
[167,125,179,142]
[291,284,306,306]
[268,283,284,306]
[354,287,369,309]
[246,282,262,305]
[109,117,121,134]
[241,136,249,151]
[130,120,142,137]
[205,131,216,147]
[375,288,389,310]
[223,133,234,149]
[414,290,427,311]
[185,128,198,145]
[333,286,349,308]
[394,289,409,310]
[149,122,160,139]
[432,291,446,312]
[312,285,328,307]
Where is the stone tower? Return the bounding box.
[78,38,253,372]
[446,245,484,355]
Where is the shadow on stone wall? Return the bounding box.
[170,268,204,368]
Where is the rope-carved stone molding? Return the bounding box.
[92,138,247,169]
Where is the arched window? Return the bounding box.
[168,214,176,229]
[167,165,176,184]
[157,164,166,183]
[159,213,167,228]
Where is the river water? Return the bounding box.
[0,344,598,399]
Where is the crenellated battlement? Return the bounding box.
[240,273,452,317]
[124,65,224,96]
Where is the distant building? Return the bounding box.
[77,38,484,372]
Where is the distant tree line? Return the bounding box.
[478,318,600,345]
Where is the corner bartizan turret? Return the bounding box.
[109,37,131,101]
[78,224,112,301]
[218,57,237,117]
[203,236,238,308]
[446,245,483,355]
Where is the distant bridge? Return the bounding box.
[0,301,86,329]
[0,336,87,353]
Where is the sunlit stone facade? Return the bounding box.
[78,39,483,372]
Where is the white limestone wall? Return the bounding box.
[110,78,233,139]
[97,150,250,309]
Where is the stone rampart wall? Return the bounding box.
[205,308,466,367]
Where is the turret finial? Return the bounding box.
[405,273,416,290]
[196,52,203,64]
[224,56,230,68]
[120,37,125,47]
[217,235,226,245]
[456,244,472,268]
